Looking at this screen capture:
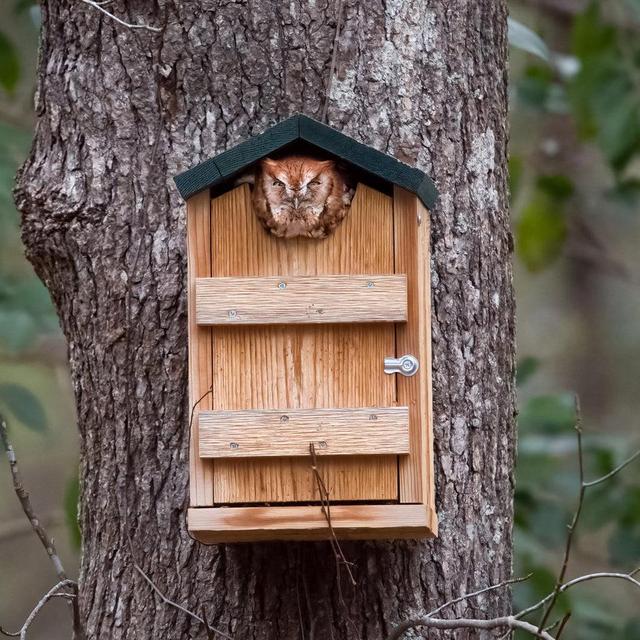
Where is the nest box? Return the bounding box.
[175,115,438,543]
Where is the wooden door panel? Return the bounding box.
[210,183,398,503]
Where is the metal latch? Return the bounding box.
[384,354,420,377]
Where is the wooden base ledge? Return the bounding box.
[188,504,438,543]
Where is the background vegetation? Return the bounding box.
[0,1,638,638]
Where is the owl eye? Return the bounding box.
[272,179,284,187]
[309,179,320,186]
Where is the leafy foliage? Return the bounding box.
[0,32,20,95]
[0,382,47,432]
[569,4,640,173]
[514,355,640,638]
[510,1,640,273]
[515,176,573,272]
[0,121,59,355]
[508,17,553,63]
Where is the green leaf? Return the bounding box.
[519,393,576,434]
[14,0,36,12]
[568,3,640,174]
[516,193,567,272]
[0,383,47,433]
[508,17,552,63]
[516,356,539,386]
[517,64,555,110]
[64,472,82,549]
[0,308,39,352]
[536,174,574,200]
[0,32,20,94]
[571,3,616,59]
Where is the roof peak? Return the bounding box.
[174,114,437,209]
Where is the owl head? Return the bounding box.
[259,156,336,216]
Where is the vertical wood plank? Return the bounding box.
[394,187,434,506]
[211,184,398,503]
[187,191,214,506]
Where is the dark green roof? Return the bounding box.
[174,114,437,209]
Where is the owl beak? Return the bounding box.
[293,196,299,208]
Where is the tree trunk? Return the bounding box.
[15,1,514,638]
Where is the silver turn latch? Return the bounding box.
[384,354,420,377]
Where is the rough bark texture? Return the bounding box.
[16,1,514,638]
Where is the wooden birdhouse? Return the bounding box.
[174,115,438,543]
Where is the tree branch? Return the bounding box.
[0,414,67,580]
[387,614,556,640]
[126,536,232,640]
[583,448,640,487]
[516,571,640,621]
[79,0,161,32]
[0,413,83,638]
[390,394,640,640]
[0,581,76,640]
[425,574,532,618]
[537,395,584,630]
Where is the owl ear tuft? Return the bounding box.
[261,158,279,172]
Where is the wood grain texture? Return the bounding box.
[195,274,407,325]
[186,191,214,506]
[394,187,434,508]
[210,183,398,503]
[188,504,437,543]
[199,406,409,458]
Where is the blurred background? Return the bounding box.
[0,1,638,638]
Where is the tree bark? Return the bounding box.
[15,1,514,638]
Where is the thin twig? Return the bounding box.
[189,385,213,434]
[0,512,65,544]
[583,447,640,487]
[126,535,232,640]
[201,608,217,640]
[309,443,356,587]
[425,574,532,618]
[516,571,640,621]
[386,614,556,640]
[554,612,571,639]
[0,415,67,580]
[537,395,584,631]
[0,580,76,640]
[321,0,345,123]
[0,413,83,637]
[80,0,161,32]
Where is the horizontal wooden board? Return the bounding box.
[195,274,407,325]
[199,407,409,458]
[188,504,437,543]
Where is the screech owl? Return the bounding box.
[251,156,354,239]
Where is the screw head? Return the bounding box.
[278,281,287,289]
[229,442,239,449]
[367,281,375,288]
[280,415,289,422]
[318,441,327,449]
[369,414,378,421]
[228,309,238,319]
